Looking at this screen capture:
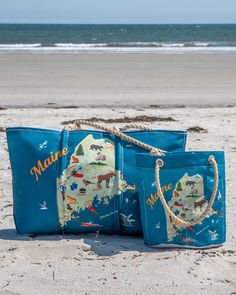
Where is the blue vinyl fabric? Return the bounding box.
[136,151,226,248]
[6,127,186,235]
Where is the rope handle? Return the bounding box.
[119,124,151,131]
[154,155,219,227]
[64,119,165,156]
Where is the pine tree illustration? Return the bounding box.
[76,144,84,156]
[176,181,183,191]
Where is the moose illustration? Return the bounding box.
[194,199,207,211]
[97,171,116,189]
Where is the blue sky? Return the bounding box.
[0,0,235,24]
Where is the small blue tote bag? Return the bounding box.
[6,120,186,235]
[136,151,226,248]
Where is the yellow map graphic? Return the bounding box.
[166,173,213,241]
[57,134,133,226]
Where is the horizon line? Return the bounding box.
[0,22,236,25]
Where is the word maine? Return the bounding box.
[146,183,173,209]
[30,148,68,182]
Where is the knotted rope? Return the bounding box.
[119,124,151,131]
[64,120,219,227]
[64,120,164,156]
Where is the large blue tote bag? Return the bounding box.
[6,120,186,235]
[136,151,226,248]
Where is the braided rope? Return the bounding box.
[64,120,165,156]
[119,124,151,131]
[64,119,219,227]
[154,155,219,227]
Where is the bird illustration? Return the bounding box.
[120,213,135,227]
[39,141,48,150]
[83,179,95,186]
[39,201,48,210]
[208,230,218,240]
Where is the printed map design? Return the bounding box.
[166,173,214,241]
[57,134,134,227]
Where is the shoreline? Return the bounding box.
[1,47,236,54]
[1,103,236,109]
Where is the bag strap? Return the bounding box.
[64,120,165,156]
[154,155,219,227]
[119,124,151,131]
[64,119,219,227]
[64,120,163,234]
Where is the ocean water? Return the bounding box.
[0,24,236,53]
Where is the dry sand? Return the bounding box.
[0,105,236,295]
[0,53,236,107]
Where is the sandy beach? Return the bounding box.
[0,103,236,294]
[0,52,236,294]
[0,53,236,107]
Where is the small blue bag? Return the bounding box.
[6,123,186,235]
[136,151,226,248]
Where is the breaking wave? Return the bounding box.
[0,42,236,53]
